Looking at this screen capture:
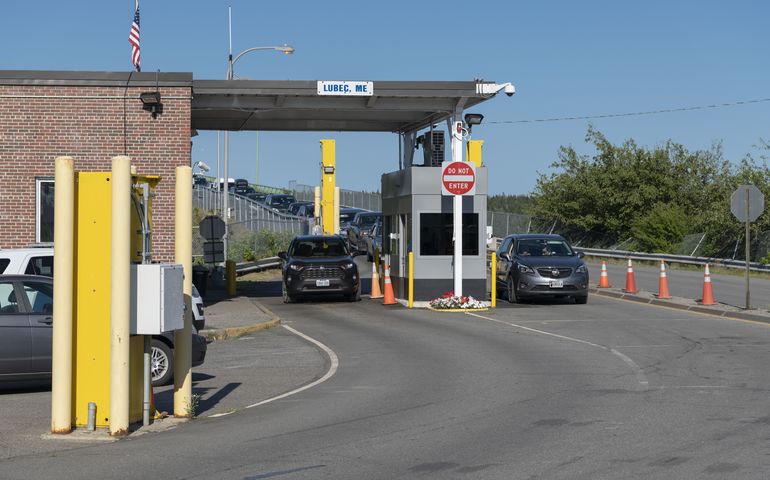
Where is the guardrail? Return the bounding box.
[235,256,281,276]
[578,247,770,273]
[488,238,770,273]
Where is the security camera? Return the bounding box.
[195,161,210,173]
[503,83,515,97]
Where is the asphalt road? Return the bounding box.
[1,286,768,478]
[586,259,770,310]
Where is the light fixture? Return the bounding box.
[323,165,335,174]
[139,92,162,118]
[464,113,484,126]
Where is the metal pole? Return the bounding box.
[451,118,463,296]
[491,251,497,307]
[256,131,260,186]
[174,166,193,416]
[109,155,132,436]
[51,156,74,434]
[408,251,414,308]
[745,188,751,309]
[222,6,233,261]
[142,336,150,426]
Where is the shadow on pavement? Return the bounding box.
[154,376,242,416]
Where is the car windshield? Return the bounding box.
[270,196,295,207]
[291,239,347,257]
[357,214,380,227]
[516,239,574,257]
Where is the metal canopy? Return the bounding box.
[191,80,507,134]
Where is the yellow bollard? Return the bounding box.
[51,156,74,434]
[226,260,237,296]
[490,251,497,308]
[408,251,414,308]
[109,156,132,436]
[320,140,336,234]
[174,166,193,417]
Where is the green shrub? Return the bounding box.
[631,203,690,253]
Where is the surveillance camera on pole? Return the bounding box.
[195,161,210,173]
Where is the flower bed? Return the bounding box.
[428,291,490,311]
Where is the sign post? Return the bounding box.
[730,185,765,309]
[441,151,476,297]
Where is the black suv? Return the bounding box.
[278,235,360,302]
[496,234,589,304]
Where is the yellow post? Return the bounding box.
[109,156,132,436]
[320,140,336,234]
[333,187,340,234]
[466,140,484,168]
[51,156,74,434]
[174,166,193,417]
[490,251,497,308]
[226,260,237,296]
[313,186,321,231]
[408,251,414,308]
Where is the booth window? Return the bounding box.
[420,213,478,256]
[36,179,55,243]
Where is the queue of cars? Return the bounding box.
[0,247,207,387]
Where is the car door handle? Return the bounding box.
[38,317,53,325]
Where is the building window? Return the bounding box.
[419,213,479,256]
[36,179,55,243]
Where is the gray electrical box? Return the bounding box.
[130,264,184,335]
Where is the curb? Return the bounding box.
[589,287,770,325]
[200,299,281,341]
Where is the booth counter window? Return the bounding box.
[419,213,479,256]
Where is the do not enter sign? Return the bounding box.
[441,161,476,196]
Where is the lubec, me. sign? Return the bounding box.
[317,81,374,96]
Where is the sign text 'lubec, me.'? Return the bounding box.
[317,81,374,96]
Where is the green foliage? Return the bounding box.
[227,227,294,262]
[631,203,690,253]
[488,194,534,214]
[531,126,770,256]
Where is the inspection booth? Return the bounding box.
[381,166,487,301]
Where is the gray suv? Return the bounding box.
[496,234,589,304]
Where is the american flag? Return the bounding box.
[128,3,141,71]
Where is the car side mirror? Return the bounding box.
[576,251,585,259]
[277,252,287,260]
[500,253,510,261]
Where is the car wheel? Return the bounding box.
[151,339,173,387]
[575,295,588,305]
[507,276,518,304]
[282,282,295,304]
[348,284,361,302]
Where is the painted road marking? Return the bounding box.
[244,324,339,410]
[466,312,650,389]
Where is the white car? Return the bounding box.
[0,247,205,330]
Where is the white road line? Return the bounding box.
[244,324,339,410]
[466,312,649,389]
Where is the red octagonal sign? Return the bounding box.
[441,161,476,196]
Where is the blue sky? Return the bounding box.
[4,1,769,194]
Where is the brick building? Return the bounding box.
[0,71,192,261]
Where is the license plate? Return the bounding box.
[549,280,564,288]
[316,279,330,287]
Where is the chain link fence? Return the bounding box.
[289,182,381,211]
[486,210,770,263]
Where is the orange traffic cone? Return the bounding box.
[382,264,397,305]
[701,263,716,305]
[624,258,638,293]
[597,260,612,288]
[656,260,672,299]
[370,261,383,299]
